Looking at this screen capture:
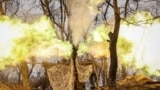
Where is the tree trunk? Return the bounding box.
[102,59,108,86]
[72,45,85,90]
[19,61,31,90]
[0,2,5,15]
[108,0,121,88]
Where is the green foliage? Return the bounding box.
[117,37,133,55]
[0,57,13,69]
[139,65,150,75]
[136,65,160,76]
[78,25,109,57]
[122,11,154,25]
[11,16,57,61]
[77,43,88,56]
[87,25,109,43]
[117,37,133,66]
[0,15,73,69]
[52,39,73,59]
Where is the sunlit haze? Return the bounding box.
[0,13,160,76]
[119,23,160,75]
[0,16,72,69]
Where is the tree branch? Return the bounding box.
[124,0,129,18]
[104,0,111,20]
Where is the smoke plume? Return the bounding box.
[68,0,104,46]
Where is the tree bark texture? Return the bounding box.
[72,45,85,90]
[108,0,121,88]
[0,2,5,15]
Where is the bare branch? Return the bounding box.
[104,0,111,20]
[124,0,129,18]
